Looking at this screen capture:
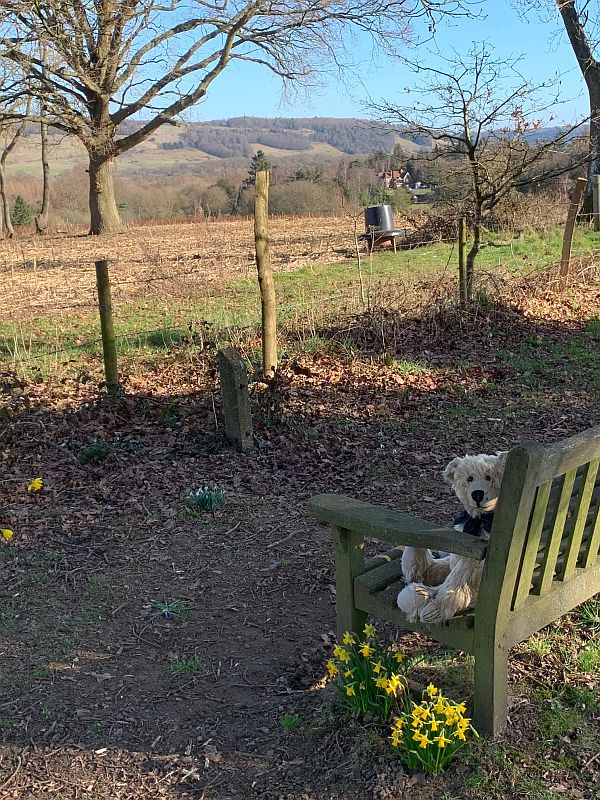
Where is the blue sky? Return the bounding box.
[191,2,587,123]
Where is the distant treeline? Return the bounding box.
[156,116,426,156]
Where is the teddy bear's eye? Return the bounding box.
[485,475,491,481]
[467,476,474,483]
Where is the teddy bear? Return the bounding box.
[396,452,507,624]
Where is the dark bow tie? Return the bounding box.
[453,509,495,536]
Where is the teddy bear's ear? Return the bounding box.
[443,457,462,484]
[495,450,509,472]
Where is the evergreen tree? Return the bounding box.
[244,150,271,187]
[11,194,35,226]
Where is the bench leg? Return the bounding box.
[473,638,509,738]
[333,525,366,641]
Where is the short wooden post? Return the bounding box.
[254,170,277,378]
[217,348,253,452]
[95,259,120,398]
[458,217,467,306]
[559,176,587,290]
[592,174,600,231]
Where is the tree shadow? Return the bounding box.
[0,298,598,798]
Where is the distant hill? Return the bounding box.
[6,117,427,178]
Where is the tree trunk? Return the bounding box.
[0,163,15,238]
[588,82,600,201]
[35,116,51,234]
[556,1,600,212]
[88,153,123,235]
[466,220,481,302]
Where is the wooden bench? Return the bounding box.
[308,426,600,737]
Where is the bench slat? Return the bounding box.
[363,546,404,573]
[508,561,600,648]
[537,425,600,484]
[582,498,600,568]
[561,459,600,580]
[356,559,405,594]
[308,494,488,560]
[536,469,577,596]
[513,480,552,609]
[354,585,476,651]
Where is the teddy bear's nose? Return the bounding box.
[471,490,485,504]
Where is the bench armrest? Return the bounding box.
[308,494,487,561]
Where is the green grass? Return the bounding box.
[151,599,191,622]
[168,655,205,677]
[5,225,600,374]
[577,643,600,673]
[576,599,600,631]
[281,713,302,733]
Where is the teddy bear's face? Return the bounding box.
[443,452,507,516]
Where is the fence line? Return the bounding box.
[2,214,600,374]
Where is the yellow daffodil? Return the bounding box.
[342,631,356,646]
[345,685,356,697]
[419,733,432,748]
[343,668,354,679]
[412,730,423,743]
[28,477,43,492]
[335,646,350,662]
[435,733,452,748]
[1,529,14,541]
[390,734,401,748]
[372,661,382,674]
[394,652,404,663]
[392,718,404,731]
[325,659,338,677]
[456,718,470,731]
[426,683,439,697]
[411,717,423,729]
[375,677,389,689]
[429,719,439,732]
[454,702,467,715]
[453,728,467,741]
[359,642,373,658]
[363,622,376,638]
[435,698,447,714]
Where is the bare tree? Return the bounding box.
[0,0,472,235]
[35,44,50,234]
[513,2,600,209]
[374,43,586,299]
[0,102,30,237]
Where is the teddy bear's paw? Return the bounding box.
[419,599,453,624]
[397,583,430,622]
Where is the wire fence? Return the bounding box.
[2,209,600,375]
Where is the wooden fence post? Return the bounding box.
[254,170,277,378]
[559,177,587,291]
[458,217,467,306]
[95,259,120,398]
[217,348,253,452]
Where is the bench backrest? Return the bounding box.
[477,425,600,630]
